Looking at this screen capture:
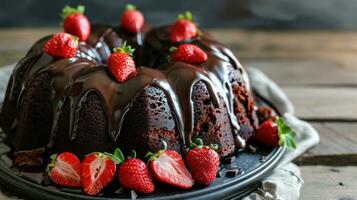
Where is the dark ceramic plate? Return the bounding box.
[0,97,285,200]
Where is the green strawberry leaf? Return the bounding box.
[125,4,136,11]
[169,46,177,53]
[276,117,297,149]
[60,5,85,20]
[46,154,57,175]
[113,41,135,57]
[109,148,125,164]
[178,11,193,21]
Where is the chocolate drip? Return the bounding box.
[143,25,249,148]
[60,67,186,147]
[2,23,257,159]
[163,63,221,145]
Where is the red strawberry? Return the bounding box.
[61,5,91,41]
[121,4,144,33]
[81,152,117,196]
[116,149,155,194]
[185,138,220,185]
[170,44,207,64]
[46,152,81,187]
[44,32,78,58]
[254,117,297,149]
[170,11,197,43]
[147,141,194,189]
[108,42,137,82]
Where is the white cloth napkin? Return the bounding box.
[0,65,319,200]
[243,68,320,200]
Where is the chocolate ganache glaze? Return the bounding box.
[0,23,259,168]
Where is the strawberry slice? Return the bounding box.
[81,152,117,196]
[46,152,81,187]
[147,141,194,189]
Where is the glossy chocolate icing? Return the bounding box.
[1,23,258,162]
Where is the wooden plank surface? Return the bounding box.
[296,122,357,166]
[307,123,357,156]
[301,166,357,200]
[244,59,357,86]
[282,87,357,120]
[212,29,357,61]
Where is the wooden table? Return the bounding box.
[1,28,357,199]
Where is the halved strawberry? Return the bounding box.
[81,152,117,196]
[147,141,194,189]
[46,152,81,187]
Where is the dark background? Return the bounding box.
[1,0,356,29]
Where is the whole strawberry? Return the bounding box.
[117,149,155,194]
[170,11,197,43]
[108,42,137,82]
[170,43,207,64]
[147,141,194,189]
[121,4,144,34]
[60,5,91,41]
[81,152,118,196]
[44,32,78,58]
[185,138,220,185]
[254,117,297,149]
[46,152,81,187]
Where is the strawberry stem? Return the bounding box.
[60,5,85,20]
[125,4,136,11]
[146,141,168,162]
[210,144,219,150]
[161,140,168,151]
[129,150,137,159]
[113,41,135,57]
[276,117,297,149]
[178,11,193,21]
[145,151,154,159]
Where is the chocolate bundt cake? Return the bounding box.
[0,23,259,168]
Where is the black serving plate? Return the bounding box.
[0,97,285,200]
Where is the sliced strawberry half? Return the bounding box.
[81,152,117,196]
[147,141,194,189]
[46,152,81,187]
